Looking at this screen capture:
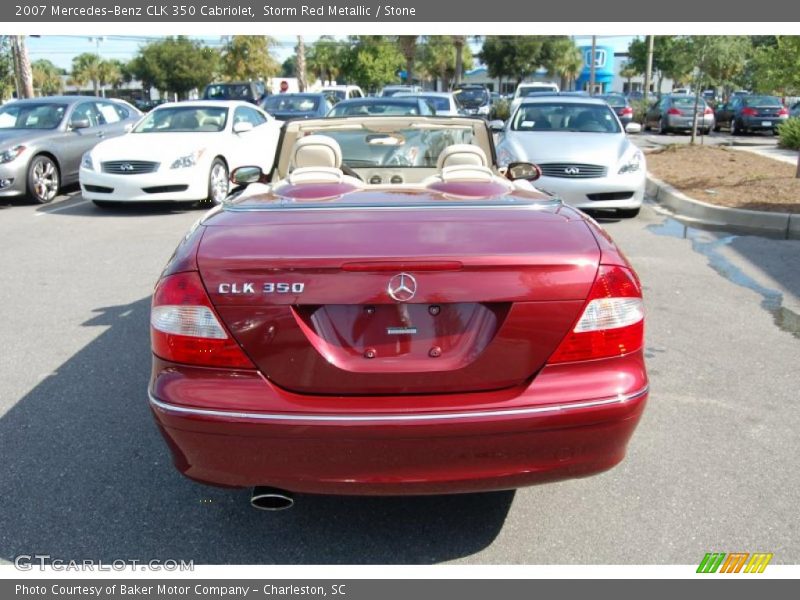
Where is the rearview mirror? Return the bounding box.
[233,121,254,134]
[506,162,541,182]
[489,120,505,132]
[625,122,642,134]
[70,118,91,130]
[230,166,268,186]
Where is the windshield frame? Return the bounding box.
[132,106,229,134]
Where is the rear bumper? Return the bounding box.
[740,116,787,130]
[149,354,649,495]
[665,114,715,130]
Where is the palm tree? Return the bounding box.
[397,36,418,84]
[307,36,340,85]
[452,36,466,86]
[620,63,639,94]
[552,44,584,91]
[71,53,103,95]
[296,36,307,92]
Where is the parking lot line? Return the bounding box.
[35,198,90,216]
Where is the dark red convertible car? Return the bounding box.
[149,116,648,510]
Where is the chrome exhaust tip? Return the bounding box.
[250,487,295,511]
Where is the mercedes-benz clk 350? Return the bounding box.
[148,115,648,510]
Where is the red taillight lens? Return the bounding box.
[704,107,713,115]
[150,271,255,368]
[741,107,758,116]
[547,265,644,364]
[666,108,681,115]
[779,107,789,116]
[621,106,634,116]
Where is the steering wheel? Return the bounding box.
[340,163,363,181]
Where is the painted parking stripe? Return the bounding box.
[35,198,90,216]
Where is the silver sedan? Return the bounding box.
[494,96,645,217]
[0,96,141,203]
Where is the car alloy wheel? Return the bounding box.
[27,155,59,204]
[207,159,229,204]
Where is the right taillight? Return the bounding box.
[150,271,255,369]
[666,108,682,115]
[547,265,644,364]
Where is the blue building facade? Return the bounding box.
[575,45,615,94]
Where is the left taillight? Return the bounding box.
[621,106,634,116]
[150,271,255,369]
[779,107,789,116]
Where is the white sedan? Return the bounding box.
[80,100,281,207]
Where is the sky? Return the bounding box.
[26,35,637,72]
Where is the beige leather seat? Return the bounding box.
[424,144,512,187]
[283,135,363,186]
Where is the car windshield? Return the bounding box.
[264,95,320,113]
[133,106,228,133]
[420,96,451,111]
[454,89,489,106]
[518,87,557,98]
[299,125,477,168]
[326,90,347,101]
[0,103,67,130]
[381,88,411,97]
[601,94,627,107]
[205,84,252,100]
[743,96,782,107]
[328,101,420,117]
[512,102,621,133]
[671,97,707,108]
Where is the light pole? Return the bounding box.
[88,36,105,97]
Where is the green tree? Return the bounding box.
[749,36,800,96]
[130,36,219,99]
[32,59,63,96]
[627,36,692,95]
[619,62,639,94]
[418,36,473,91]
[281,56,296,78]
[479,36,549,86]
[71,52,103,95]
[0,37,17,100]
[339,36,403,92]
[307,36,342,84]
[221,35,279,81]
[397,35,418,84]
[542,37,583,91]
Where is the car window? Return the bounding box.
[328,102,421,117]
[263,95,321,113]
[0,103,67,129]
[133,106,228,133]
[96,101,124,124]
[235,106,267,126]
[743,96,782,107]
[71,102,102,128]
[512,102,621,133]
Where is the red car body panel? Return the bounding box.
[149,187,649,495]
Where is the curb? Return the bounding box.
[646,174,800,240]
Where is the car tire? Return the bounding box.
[26,155,60,204]
[714,122,721,132]
[617,208,641,219]
[730,119,739,136]
[658,118,668,135]
[206,158,229,204]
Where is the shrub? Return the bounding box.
[777,117,800,150]
[491,98,511,121]
[630,98,649,124]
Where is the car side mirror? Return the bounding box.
[489,120,505,132]
[506,162,541,182]
[70,118,91,130]
[233,121,254,134]
[230,166,268,186]
[625,122,642,134]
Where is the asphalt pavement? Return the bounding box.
[0,191,798,565]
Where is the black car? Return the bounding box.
[453,85,492,118]
[326,97,436,117]
[261,93,334,121]
[714,95,789,135]
[599,93,634,126]
[202,81,267,105]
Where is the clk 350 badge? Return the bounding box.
[218,283,305,294]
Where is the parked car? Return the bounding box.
[147,114,649,507]
[379,85,422,97]
[327,97,435,117]
[321,85,365,103]
[80,101,280,207]
[791,101,800,119]
[261,93,334,121]
[453,85,492,117]
[714,95,789,135]
[495,96,645,218]
[510,82,561,113]
[0,96,142,204]
[202,81,268,105]
[643,94,715,135]
[599,93,634,126]
[395,91,462,116]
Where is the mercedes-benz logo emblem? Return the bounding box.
[564,167,580,175]
[387,273,417,302]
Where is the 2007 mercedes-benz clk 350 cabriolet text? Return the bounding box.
[148,116,648,510]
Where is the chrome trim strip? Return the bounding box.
[148,385,648,424]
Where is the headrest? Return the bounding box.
[291,135,342,170]
[437,144,488,170]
